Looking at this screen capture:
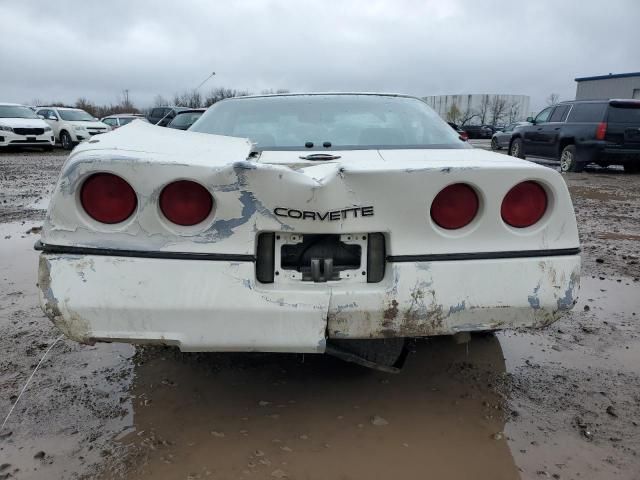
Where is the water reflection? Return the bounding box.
[121,334,519,479]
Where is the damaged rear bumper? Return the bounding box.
[38,252,580,353]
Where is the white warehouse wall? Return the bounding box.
[423,94,531,125]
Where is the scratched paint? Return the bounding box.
[39,120,581,352]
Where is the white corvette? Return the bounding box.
[37,93,580,370]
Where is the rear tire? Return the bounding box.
[509,138,525,159]
[624,163,640,173]
[560,145,583,173]
[491,137,501,150]
[60,131,73,150]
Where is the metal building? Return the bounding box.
[423,94,530,125]
[575,72,640,100]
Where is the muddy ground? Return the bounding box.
[0,148,639,479]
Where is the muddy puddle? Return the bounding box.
[500,277,640,479]
[112,336,519,480]
[0,222,135,479]
[1,213,639,479]
[104,276,638,479]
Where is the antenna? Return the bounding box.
[195,71,216,90]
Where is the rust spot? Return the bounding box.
[383,300,399,323]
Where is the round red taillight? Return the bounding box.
[430,183,479,229]
[159,180,213,226]
[501,181,547,228]
[80,173,137,224]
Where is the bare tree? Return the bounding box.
[477,94,491,125]
[446,104,461,124]
[506,101,522,124]
[546,93,560,106]
[203,87,250,107]
[75,98,98,117]
[489,95,508,126]
[119,89,134,112]
[446,103,479,126]
[173,89,203,108]
[458,107,479,126]
[260,88,291,95]
[153,94,169,107]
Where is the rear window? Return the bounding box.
[190,95,465,150]
[607,105,640,124]
[567,103,607,122]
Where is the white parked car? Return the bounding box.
[0,103,55,151]
[37,93,580,371]
[35,106,110,150]
[100,113,149,130]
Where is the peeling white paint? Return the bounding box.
[42,121,579,257]
[38,120,582,352]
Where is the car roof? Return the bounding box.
[218,92,419,102]
[174,108,206,114]
[0,102,25,106]
[36,106,85,111]
[556,99,609,105]
[104,113,144,118]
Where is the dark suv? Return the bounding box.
[508,99,640,173]
[147,106,192,127]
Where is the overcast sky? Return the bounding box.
[1,0,638,112]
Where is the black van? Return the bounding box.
[508,99,640,173]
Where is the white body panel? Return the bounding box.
[39,254,579,351]
[38,120,581,352]
[0,115,55,148]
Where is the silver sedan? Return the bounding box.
[491,122,530,150]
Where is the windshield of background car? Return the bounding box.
[58,109,94,121]
[189,95,465,150]
[607,105,640,123]
[172,112,203,128]
[0,105,39,119]
[119,117,144,126]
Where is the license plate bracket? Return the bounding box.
[275,233,367,283]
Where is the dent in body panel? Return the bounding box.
[327,257,580,339]
[38,256,93,344]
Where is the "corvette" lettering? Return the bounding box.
[274,206,374,221]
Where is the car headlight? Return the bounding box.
[44,126,52,132]
[0,125,13,132]
[73,125,86,131]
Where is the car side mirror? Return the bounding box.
[48,115,58,121]
[94,117,99,121]
[526,116,534,123]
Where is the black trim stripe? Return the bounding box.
[387,248,580,262]
[35,241,580,263]
[35,241,256,262]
